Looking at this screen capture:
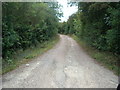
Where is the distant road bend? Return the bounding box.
[2,35,118,88]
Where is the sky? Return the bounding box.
[57,0,78,22]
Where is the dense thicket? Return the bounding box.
[60,2,120,54]
[2,2,61,59]
[58,22,68,34]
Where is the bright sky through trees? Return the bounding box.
[57,0,78,22]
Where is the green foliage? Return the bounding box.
[2,2,60,60]
[2,36,59,74]
[58,22,68,34]
[61,2,120,55]
[72,35,119,75]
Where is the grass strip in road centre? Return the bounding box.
[2,35,59,74]
[72,35,120,76]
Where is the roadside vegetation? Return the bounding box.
[2,2,62,74]
[72,35,119,75]
[2,2,120,75]
[59,2,120,75]
[2,36,59,74]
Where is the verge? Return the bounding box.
[71,35,120,76]
[2,35,60,74]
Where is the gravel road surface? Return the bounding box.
[2,35,118,88]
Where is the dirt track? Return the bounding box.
[2,35,118,88]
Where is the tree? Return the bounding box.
[2,2,60,59]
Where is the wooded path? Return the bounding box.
[2,35,118,88]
